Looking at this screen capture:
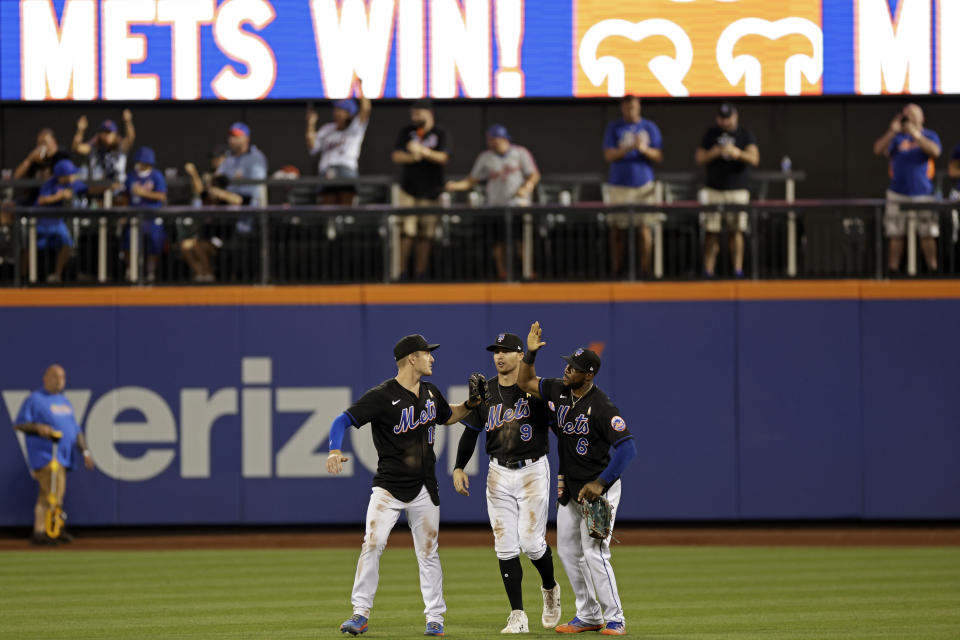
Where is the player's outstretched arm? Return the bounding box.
[326,412,352,475]
[517,321,545,398]
[452,426,481,496]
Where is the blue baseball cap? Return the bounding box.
[53,159,78,178]
[486,124,511,140]
[133,147,156,166]
[332,99,358,117]
[100,119,118,133]
[228,122,250,138]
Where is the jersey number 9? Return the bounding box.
[519,424,532,441]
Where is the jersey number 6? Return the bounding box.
[576,437,589,456]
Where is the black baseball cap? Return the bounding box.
[486,333,523,352]
[394,334,440,360]
[561,348,601,374]
[718,101,737,118]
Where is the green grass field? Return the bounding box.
[1,546,958,639]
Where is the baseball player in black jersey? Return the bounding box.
[326,334,485,637]
[517,322,637,636]
[453,332,562,634]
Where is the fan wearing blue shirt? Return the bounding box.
[602,96,663,278]
[872,103,942,273]
[123,146,167,282]
[36,159,88,283]
[13,365,94,545]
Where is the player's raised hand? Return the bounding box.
[527,321,546,352]
[326,450,349,475]
[453,468,470,496]
[77,115,88,132]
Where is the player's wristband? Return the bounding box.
[522,350,538,364]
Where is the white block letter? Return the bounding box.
[397,0,425,98]
[85,387,177,482]
[275,387,352,477]
[430,0,491,98]
[21,0,98,100]
[157,0,216,100]
[939,0,960,93]
[180,388,238,478]
[211,0,277,100]
[102,0,159,100]
[310,0,395,99]
[857,0,931,94]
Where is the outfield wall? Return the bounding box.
[1,282,958,526]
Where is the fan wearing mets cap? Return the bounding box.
[327,334,487,637]
[453,332,561,634]
[517,322,637,636]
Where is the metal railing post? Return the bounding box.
[388,215,401,281]
[28,217,37,283]
[786,176,797,277]
[97,216,107,283]
[129,215,140,283]
[653,216,664,279]
[522,211,533,280]
[505,209,514,282]
[750,207,760,279]
[874,205,885,279]
[260,210,270,285]
[906,211,918,276]
[626,210,637,282]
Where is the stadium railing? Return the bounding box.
[2,199,958,286]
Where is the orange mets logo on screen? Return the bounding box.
[574,0,823,97]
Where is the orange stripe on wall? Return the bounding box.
[2,280,960,308]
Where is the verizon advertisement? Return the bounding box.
[0,0,957,100]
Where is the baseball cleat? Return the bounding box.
[424,621,445,636]
[555,617,603,633]
[340,614,368,635]
[29,532,59,546]
[501,609,529,633]
[600,621,626,635]
[541,583,562,628]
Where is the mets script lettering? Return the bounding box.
[394,399,437,434]
[556,405,590,434]
[485,398,531,432]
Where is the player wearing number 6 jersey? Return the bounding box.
[326,334,485,637]
[517,322,637,636]
[453,332,562,634]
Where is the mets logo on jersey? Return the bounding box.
[611,416,626,432]
[50,404,72,415]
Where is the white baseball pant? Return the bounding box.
[486,457,551,560]
[556,479,624,625]
[350,485,446,623]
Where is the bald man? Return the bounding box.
[872,103,942,273]
[13,365,93,545]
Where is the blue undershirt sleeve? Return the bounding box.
[328,412,353,451]
[598,438,636,486]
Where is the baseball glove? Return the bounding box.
[468,372,487,408]
[580,496,614,540]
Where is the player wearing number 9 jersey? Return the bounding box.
[326,334,483,637]
[517,322,637,636]
[453,332,561,633]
